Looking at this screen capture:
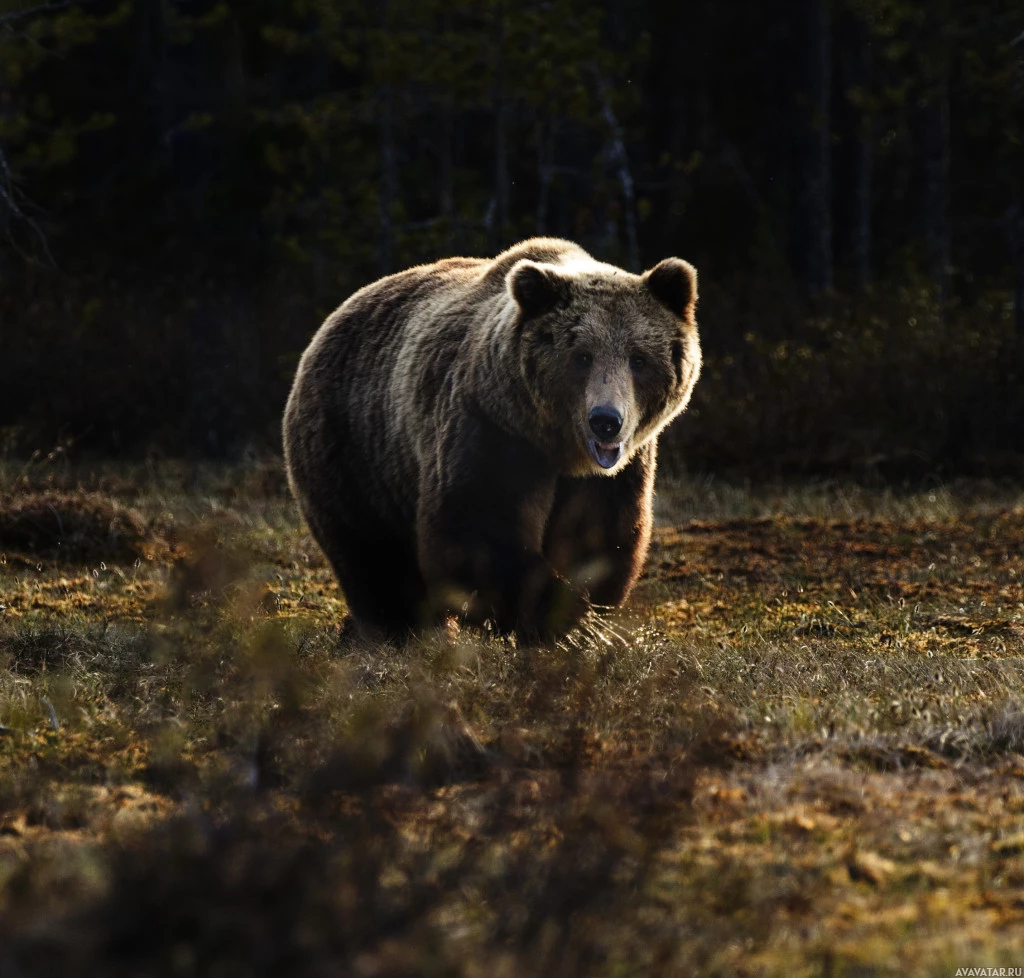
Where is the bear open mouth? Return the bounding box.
[589,439,624,469]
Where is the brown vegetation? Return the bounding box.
[0,491,166,563]
[0,462,1023,975]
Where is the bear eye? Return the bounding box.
[629,353,646,372]
[538,330,554,345]
[574,351,593,369]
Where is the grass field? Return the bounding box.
[1,459,1023,976]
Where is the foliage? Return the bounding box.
[671,283,1024,477]
[3,267,1022,475]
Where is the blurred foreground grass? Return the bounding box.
[1,458,1023,976]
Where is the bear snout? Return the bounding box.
[588,406,623,441]
[586,405,626,470]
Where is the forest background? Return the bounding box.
[0,0,1022,476]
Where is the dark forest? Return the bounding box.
[2,0,1022,472]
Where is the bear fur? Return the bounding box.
[283,238,701,642]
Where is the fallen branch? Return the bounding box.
[0,140,53,262]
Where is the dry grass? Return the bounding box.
[0,491,168,563]
[0,459,1023,976]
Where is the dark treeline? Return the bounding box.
[1,0,1023,472]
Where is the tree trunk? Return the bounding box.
[439,99,455,251]
[378,84,398,276]
[1016,254,1024,336]
[915,6,951,308]
[1010,205,1024,334]
[847,16,872,292]
[0,142,12,258]
[134,0,166,146]
[850,121,872,293]
[495,103,509,240]
[596,72,640,272]
[919,77,950,308]
[492,7,509,251]
[536,116,554,236]
[224,12,247,126]
[793,0,832,294]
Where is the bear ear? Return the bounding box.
[643,258,698,319]
[507,260,571,319]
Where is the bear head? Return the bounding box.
[507,255,701,476]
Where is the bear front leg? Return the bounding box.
[544,440,657,606]
[416,415,588,641]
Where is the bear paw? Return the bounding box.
[518,570,590,644]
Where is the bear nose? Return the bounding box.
[588,406,623,441]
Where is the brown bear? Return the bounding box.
[283,237,700,642]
